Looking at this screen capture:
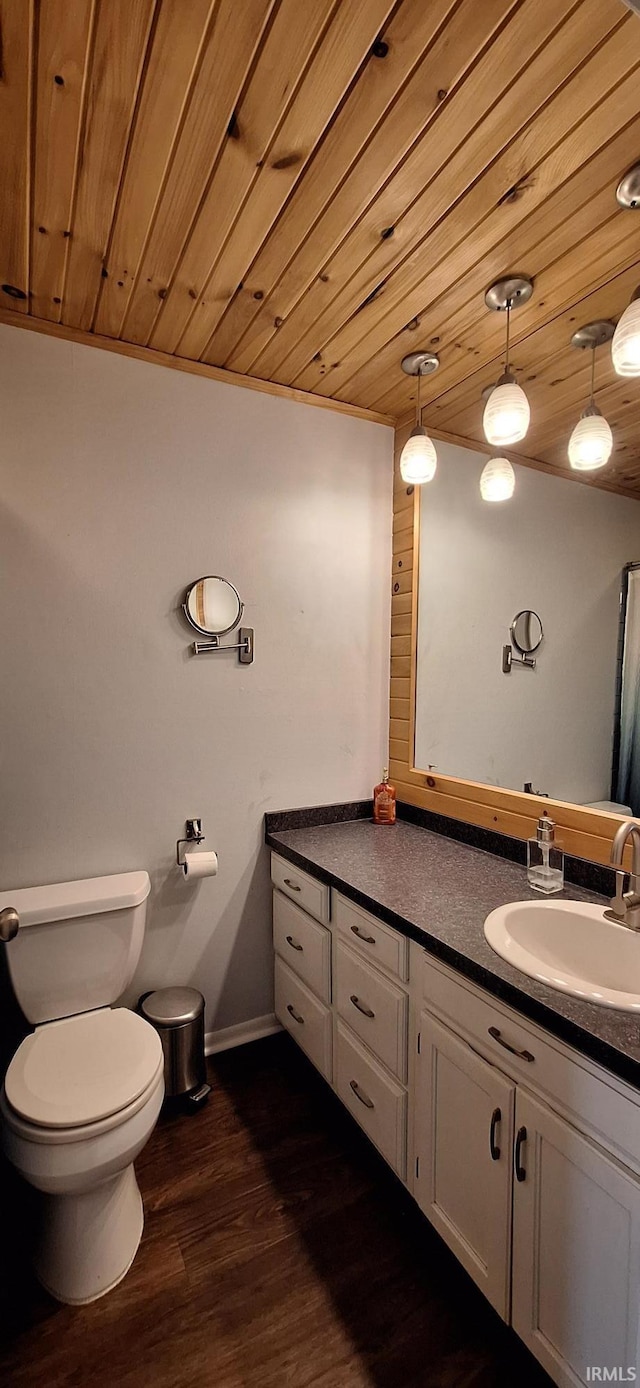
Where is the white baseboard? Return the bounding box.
[205,1012,282,1056]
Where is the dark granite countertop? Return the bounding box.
[266,818,640,1090]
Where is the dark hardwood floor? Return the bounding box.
[0,1034,552,1388]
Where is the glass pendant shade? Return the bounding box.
[399,425,437,484]
[479,456,515,501]
[483,380,530,445]
[611,294,640,377]
[568,411,613,471]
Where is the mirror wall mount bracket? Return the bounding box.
[192,628,254,662]
[502,644,536,673]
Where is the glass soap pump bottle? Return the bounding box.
[527,813,564,894]
[373,768,396,825]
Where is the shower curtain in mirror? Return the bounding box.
[615,564,640,817]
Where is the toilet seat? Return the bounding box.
[5,1007,163,1131]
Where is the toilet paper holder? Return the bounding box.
[177,818,205,868]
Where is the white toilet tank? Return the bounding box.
[0,872,151,1025]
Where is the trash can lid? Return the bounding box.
[141,986,205,1027]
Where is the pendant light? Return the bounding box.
[479,456,515,501]
[568,321,614,472]
[612,162,640,375]
[611,288,640,378]
[482,276,533,445]
[399,351,439,484]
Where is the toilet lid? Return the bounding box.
[5,1008,163,1128]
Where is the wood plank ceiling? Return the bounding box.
[1,0,640,494]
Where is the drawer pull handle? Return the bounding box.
[489,1106,501,1161]
[350,925,376,944]
[488,1026,534,1063]
[287,1003,304,1025]
[515,1125,527,1182]
[350,1079,374,1110]
[283,878,302,892]
[350,994,375,1019]
[286,934,303,952]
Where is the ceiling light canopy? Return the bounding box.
[568,320,615,471]
[616,161,640,210]
[482,275,533,446]
[479,457,515,502]
[399,351,439,484]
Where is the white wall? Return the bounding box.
[416,441,640,806]
[0,326,392,1032]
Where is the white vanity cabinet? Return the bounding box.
[415,950,640,1388]
[271,856,410,1178]
[271,848,640,1388]
[414,1011,515,1318]
[511,1090,640,1387]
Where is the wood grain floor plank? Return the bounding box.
[0,1034,553,1388]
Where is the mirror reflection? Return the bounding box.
[183,576,243,637]
[511,610,543,655]
[415,441,640,815]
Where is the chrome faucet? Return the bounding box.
[606,820,640,931]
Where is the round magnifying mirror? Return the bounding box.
[510,609,543,655]
[183,576,243,637]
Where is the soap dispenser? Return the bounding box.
[527,813,564,894]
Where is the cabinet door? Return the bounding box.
[512,1091,640,1388]
[414,1012,515,1319]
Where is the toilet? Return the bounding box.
[0,871,164,1305]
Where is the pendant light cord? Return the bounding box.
[589,345,596,406]
[504,301,511,375]
[416,364,422,425]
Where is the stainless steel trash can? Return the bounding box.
[141,987,210,1109]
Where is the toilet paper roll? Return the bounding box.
[181,850,218,880]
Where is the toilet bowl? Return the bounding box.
[0,871,165,1304]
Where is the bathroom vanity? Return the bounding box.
[268,815,640,1388]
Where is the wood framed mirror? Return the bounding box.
[390,423,640,867]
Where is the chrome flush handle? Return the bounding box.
[0,907,19,942]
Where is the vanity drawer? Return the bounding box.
[271,853,330,925]
[421,954,640,1173]
[275,958,332,1081]
[335,1021,407,1178]
[334,892,408,982]
[273,889,331,1003]
[335,941,407,1081]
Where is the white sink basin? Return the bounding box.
[484,899,640,1012]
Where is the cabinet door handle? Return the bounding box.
[350,993,375,1019]
[350,924,376,944]
[514,1125,527,1182]
[287,1003,304,1024]
[286,935,303,951]
[283,878,301,892]
[488,1026,535,1063]
[489,1106,501,1161]
[350,1079,375,1110]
